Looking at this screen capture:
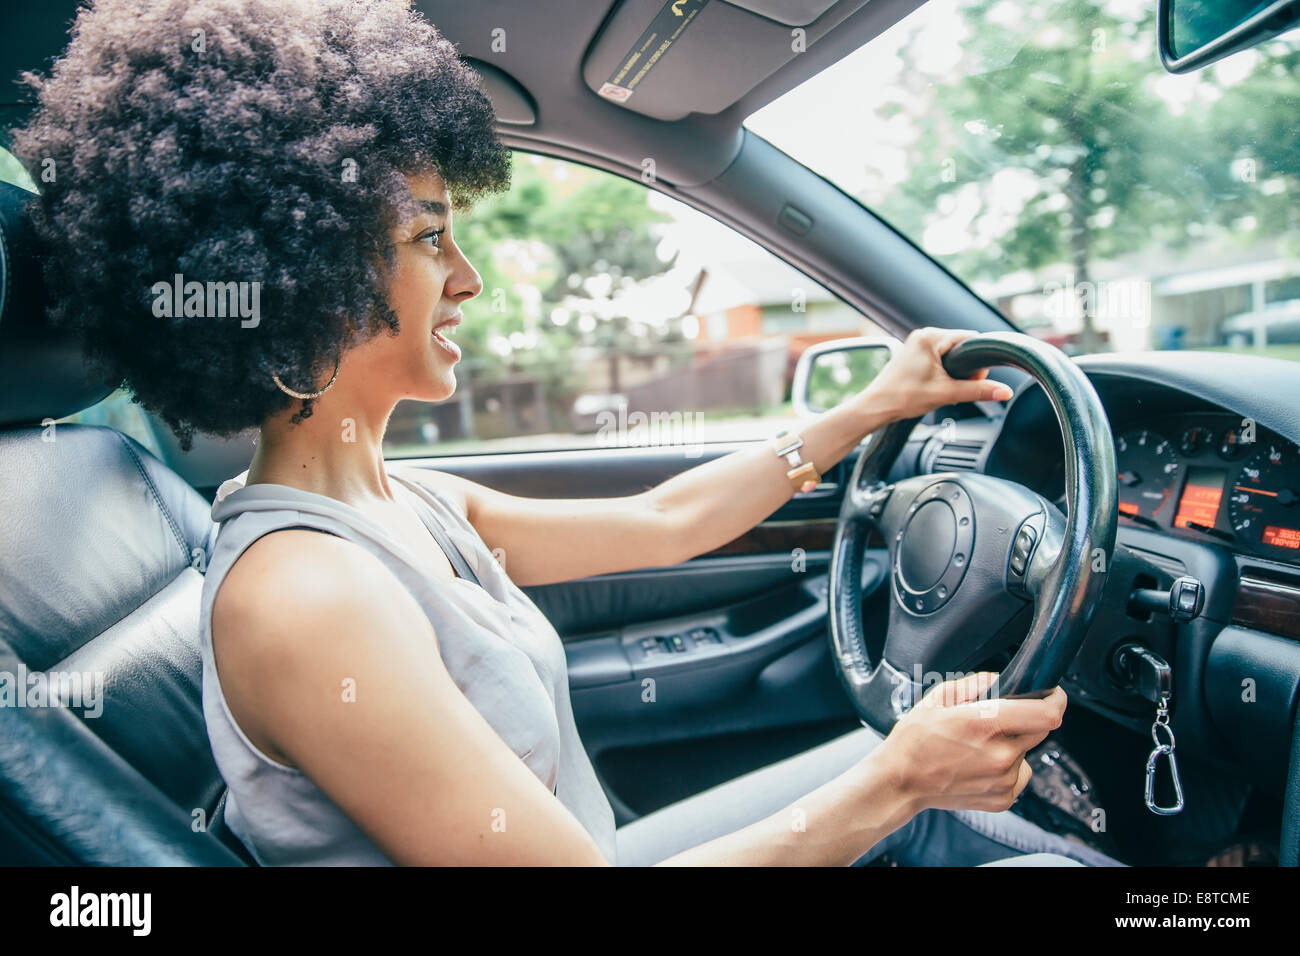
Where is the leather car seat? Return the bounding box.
[0,178,249,865]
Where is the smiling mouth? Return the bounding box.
[432,314,461,358]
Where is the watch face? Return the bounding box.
[788,461,820,492]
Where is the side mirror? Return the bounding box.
[1158,0,1300,73]
[792,336,897,417]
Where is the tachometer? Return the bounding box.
[1116,430,1180,522]
[1229,442,1300,554]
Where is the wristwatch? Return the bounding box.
[770,428,821,494]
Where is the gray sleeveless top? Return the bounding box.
[198,466,617,865]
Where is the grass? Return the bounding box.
[1189,344,1300,363]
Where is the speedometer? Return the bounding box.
[1229,442,1300,554]
[1116,430,1180,522]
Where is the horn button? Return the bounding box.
[892,481,975,614]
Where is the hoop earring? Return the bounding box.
[272,352,340,401]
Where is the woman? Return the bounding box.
[13,0,1118,866]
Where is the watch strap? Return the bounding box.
[771,429,821,493]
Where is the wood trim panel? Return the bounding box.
[705,519,884,558]
[1233,574,1300,640]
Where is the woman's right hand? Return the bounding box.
[873,671,1066,816]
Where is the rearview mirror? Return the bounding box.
[792,337,897,416]
[1158,0,1300,73]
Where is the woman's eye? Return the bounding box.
[417,228,445,250]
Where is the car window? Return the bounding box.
[0,146,166,456]
[383,152,888,458]
[0,145,37,193]
[746,0,1299,361]
[55,389,168,461]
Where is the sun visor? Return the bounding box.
[583,0,870,121]
[722,0,844,25]
[465,58,537,126]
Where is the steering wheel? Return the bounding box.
[830,331,1118,733]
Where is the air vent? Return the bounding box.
[930,440,986,473]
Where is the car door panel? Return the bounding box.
[526,552,826,637]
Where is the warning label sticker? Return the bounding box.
[599,0,710,103]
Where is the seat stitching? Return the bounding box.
[0,221,11,323]
[112,430,191,566]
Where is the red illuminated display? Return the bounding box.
[1174,468,1226,530]
[1261,526,1300,549]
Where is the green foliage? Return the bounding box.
[0,146,38,192]
[873,0,1299,348]
[453,155,677,405]
[1201,41,1300,249]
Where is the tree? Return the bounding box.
[452,154,679,426]
[1200,40,1300,253]
[873,0,1251,351]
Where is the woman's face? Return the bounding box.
[347,169,482,406]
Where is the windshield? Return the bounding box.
[746,0,1300,359]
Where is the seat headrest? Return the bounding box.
[0,179,113,429]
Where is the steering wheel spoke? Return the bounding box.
[1021,502,1067,600]
[844,477,896,526]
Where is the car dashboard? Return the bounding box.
[1024,410,1300,566]
[901,349,1300,796]
[974,354,1300,574]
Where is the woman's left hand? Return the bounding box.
[858,327,1014,422]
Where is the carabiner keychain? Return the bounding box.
[1144,691,1184,815]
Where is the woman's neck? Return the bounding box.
[246,393,398,506]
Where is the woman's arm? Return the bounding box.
[212,535,1063,866]
[664,672,1065,865]
[413,329,1014,587]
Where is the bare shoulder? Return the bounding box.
[213,528,412,641]
[388,464,474,516]
[207,524,608,865]
[210,528,435,763]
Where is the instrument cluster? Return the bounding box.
[1113,413,1300,562]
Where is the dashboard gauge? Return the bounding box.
[1174,466,1228,531]
[1116,430,1180,522]
[1229,442,1300,553]
[1218,425,1251,460]
[1179,424,1212,456]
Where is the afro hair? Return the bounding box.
[10,0,511,448]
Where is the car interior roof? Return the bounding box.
[1,0,927,187]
